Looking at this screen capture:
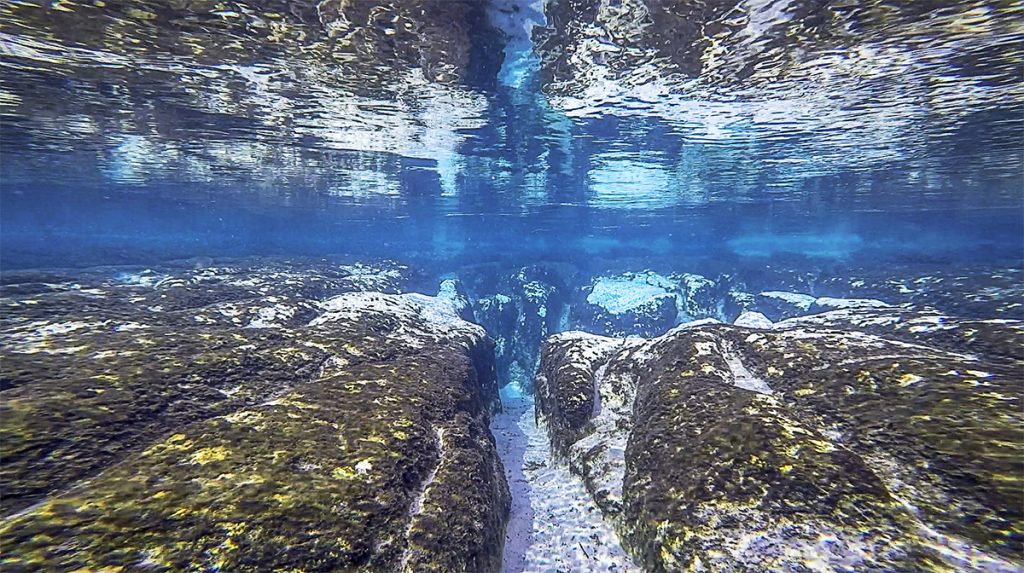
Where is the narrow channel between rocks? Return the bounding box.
[489,386,637,573]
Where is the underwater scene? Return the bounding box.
[1,0,1022,571]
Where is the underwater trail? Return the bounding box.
[489,388,637,573]
[0,0,1022,569]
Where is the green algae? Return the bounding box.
[538,310,1024,571]
[0,262,507,572]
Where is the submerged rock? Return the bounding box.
[729,264,1024,321]
[437,277,475,322]
[672,272,724,322]
[473,293,519,384]
[810,295,891,313]
[724,288,758,320]
[572,271,728,338]
[754,290,817,321]
[817,266,1024,319]
[537,307,1023,571]
[733,310,773,329]
[574,272,681,337]
[510,267,566,393]
[0,260,509,572]
[470,263,1017,397]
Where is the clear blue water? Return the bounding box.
[2,3,1024,571]
[1,0,1021,271]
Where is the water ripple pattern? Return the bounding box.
[1,0,1021,210]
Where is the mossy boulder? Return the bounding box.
[0,260,509,572]
[537,308,1023,571]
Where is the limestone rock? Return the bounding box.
[672,272,724,322]
[724,289,757,320]
[816,265,1024,319]
[573,272,680,337]
[733,310,773,329]
[536,307,1023,571]
[437,278,475,322]
[470,264,573,393]
[473,293,518,386]
[809,296,891,313]
[754,290,817,321]
[0,260,509,572]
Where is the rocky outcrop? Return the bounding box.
[535,332,625,459]
[725,264,1024,322]
[746,291,891,322]
[472,264,1019,399]
[537,308,1023,571]
[674,273,724,322]
[0,260,509,572]
[752,290,818,321]
[571,271,725,338]
[733,310,773,329]
[815,266,1024,320]
[574,272,680,337]
[437,277,475,322]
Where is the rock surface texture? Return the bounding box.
[537,307,1024,572]
[0,259,509,573]
[3,258,1021,572]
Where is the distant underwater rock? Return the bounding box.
[755,291,894,321]
[473,292,519,386]
[468,263,574,394]
[536,307,1024,571]
[435,277,475,322]
[810,295,891,314]
[671,272,724,322]
[576,272,679,338]
[754,290,818,321]
[818,266,1024,320]
[572,271,730,339]
[729,264,1024,322]
[733,310,773,329]
[0,260,508,572]
[724,288,758,320]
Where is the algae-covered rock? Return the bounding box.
[535,331,625,458]
[536,331,645,517]
[815,265,1024,320]
[536,307,1024,571]
[0,260,509,572]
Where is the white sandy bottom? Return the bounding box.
[490,389,638,573]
